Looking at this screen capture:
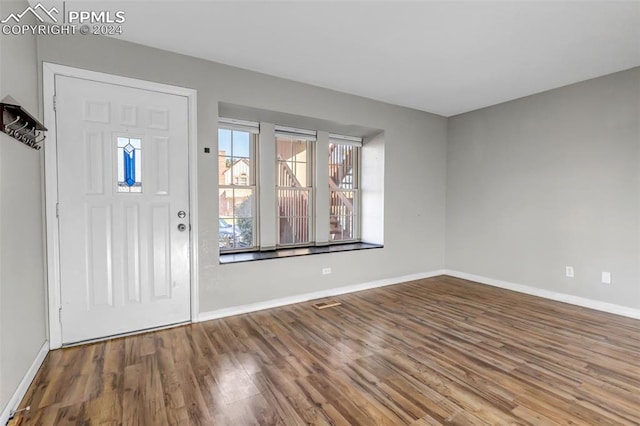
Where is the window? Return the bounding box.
[218,119,258,251]
[218,117,363,254]
[328,135,361,242]
[117,137,142,193]
[276,129,315,246]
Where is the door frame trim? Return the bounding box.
[43,62,199,349]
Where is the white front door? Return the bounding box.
[55,75,191,344]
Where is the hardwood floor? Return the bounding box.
[12,276,640,425]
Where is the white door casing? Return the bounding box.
[43,64,199,347]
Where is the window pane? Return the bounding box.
[278,188,311,245]
[276,138,292,160]
[117,137,142,193]
[330,190,356,241]
[291,140,308,162]
[218,129,232,155]
[225,157,251,186]
[219,188,255,250]
[236,217,254,248]
[233,188,253,217]
[329,142,356,189]
[232,131,250,159]
[219,129,254,186]
[219,156,232,185]
[277,136,310,187]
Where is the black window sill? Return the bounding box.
[219,242,383,264]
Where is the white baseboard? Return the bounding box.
[198,270,446,322]
[0,340,49,426]
[445,270,640,320]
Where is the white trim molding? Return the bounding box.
[197,270,446,322]
[0,341,49,426]
[445,270,640,320]
[42,63,199,348]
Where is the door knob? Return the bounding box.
[177,223,186,232]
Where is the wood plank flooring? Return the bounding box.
[12,276,640,425]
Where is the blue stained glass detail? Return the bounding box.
[117,137,142,193]
[124,144,136,186]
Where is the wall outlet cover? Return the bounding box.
[565,266,574,278]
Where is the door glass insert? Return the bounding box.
[117,137,142,193]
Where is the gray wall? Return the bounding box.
[447,68,640,309]
[0,0,48,413]
[37,34,447,313]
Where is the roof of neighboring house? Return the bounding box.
[221,158,250,176]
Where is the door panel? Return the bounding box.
[56,75,190,344]
[87,204,113,307]
[123,204,141,304]
[151,203,171,299]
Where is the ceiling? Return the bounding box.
[34,1,640,116]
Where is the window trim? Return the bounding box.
[218,117,260,134]
[328,133,363,146]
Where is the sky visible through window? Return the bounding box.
[219,129,250,158]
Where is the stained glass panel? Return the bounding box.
[117,137,142,193]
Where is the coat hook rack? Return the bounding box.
[1,95,47,151]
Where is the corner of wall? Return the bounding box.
[0,0,50,416]
[362,131,385,244]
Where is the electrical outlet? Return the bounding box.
[601,271,611,284]
[322,267,332,275]
[565,266,574,278]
